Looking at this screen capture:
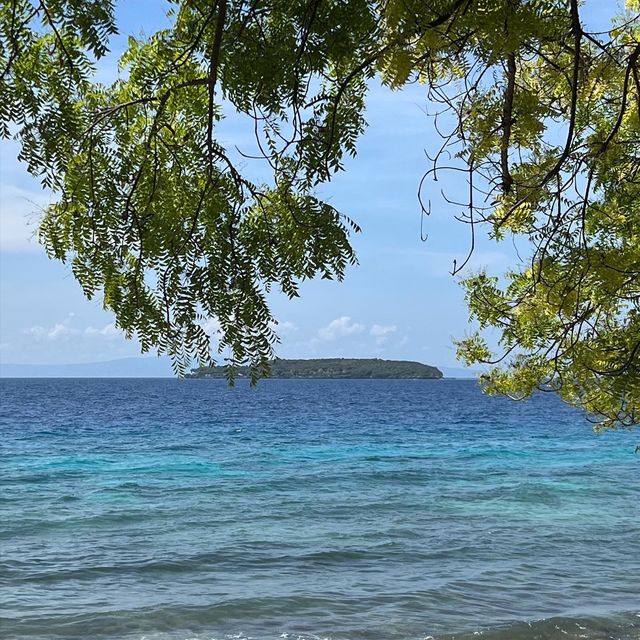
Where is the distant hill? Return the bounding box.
[187,358,443,379]
[0,357,173,378]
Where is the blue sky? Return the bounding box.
[0,1,617,370]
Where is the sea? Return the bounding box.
[1,378,638,640]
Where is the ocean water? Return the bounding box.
[0,378,638,640]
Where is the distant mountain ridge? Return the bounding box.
[0,357,173,378]
[188,358,443,379]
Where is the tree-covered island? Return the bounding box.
[187,359,443,379]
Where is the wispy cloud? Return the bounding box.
[0,184,50,253]
[84,323,123,339]
[23,318,128,343]
[22,322,77,341]
[269,319,298,334]
[370,324,397,345]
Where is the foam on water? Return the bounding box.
[1,379,638,640]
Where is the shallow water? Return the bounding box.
[1,378,638,640]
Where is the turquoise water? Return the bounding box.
[1,378,638,640]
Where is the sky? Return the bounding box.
[0,0,618,372]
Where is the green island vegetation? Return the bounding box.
[187,358,443,379]
[2,1,640,428]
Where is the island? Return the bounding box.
[186,358,443,379]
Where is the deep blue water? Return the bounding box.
[0,378,638,640]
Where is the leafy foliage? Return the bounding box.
[2,0,374,379]
[2,0,640,426]
[414,1,640,430]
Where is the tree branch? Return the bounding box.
[207,0,227,168]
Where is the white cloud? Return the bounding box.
[48,323,72,339]
[22,326,45,339]
[84,323,122,339]
[269,319,297,334]
[370,323,397,345]
[23,322,77,341]
[370,324,396,337]
[318,316,365,341]
[22,318,127,344]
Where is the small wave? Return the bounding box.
[439,612,640,640]
[3,608,638,640]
